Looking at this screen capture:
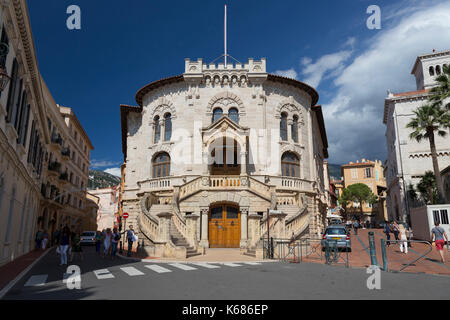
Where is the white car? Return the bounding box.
[80,231,96,245]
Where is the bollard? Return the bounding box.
[368,232,378,266]
[381,238,388,271]
[119,240,123,254]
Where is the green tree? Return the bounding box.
[338,188,351,220]
[341,183,378,219]
[406,104,449,203]
[416,171,439,205]
[429,64,450,111]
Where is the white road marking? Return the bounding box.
[120,267,145,276]
[222,263,242,267]
[24,275,48,287]
[169,263,197,271]
[242,262,261,265]
[93,269,115,279]
[191,262,221,269]
[145,265,172,273]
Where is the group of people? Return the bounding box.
[383,221,411,254]
[34,230,49,250]
[94,225,137,259]
[55,226,83,266]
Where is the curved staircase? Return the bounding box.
[169,222,201,258]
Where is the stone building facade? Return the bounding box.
[384,50,450,223]
[0,0,93,266]
[341,159,387,223]
[120,57,329,258]
[89,186,119,231]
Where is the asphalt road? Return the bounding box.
[3,246,450,300]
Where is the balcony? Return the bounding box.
[47,161,61,177]
[61,147,71,160]
[50,133,63,151]
[59,172,69,184]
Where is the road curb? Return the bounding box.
[0,247,54,300]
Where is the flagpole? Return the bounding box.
[224,4,227,68]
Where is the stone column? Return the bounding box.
[287,119,293,142]
[156,212,173,243]
[270,212,287,239]
[185,214,199,249]
[240,207,249,248]
[202,151,209,175]
[199,208,209,248]
[248,214,262,248]
[240,151,247,175]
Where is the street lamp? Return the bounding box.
[0,42,10,92]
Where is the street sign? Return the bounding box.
[123,212,129,219]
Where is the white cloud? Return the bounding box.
[274,68,298,79]
[104,167,121,177]
[323,1,450,164]
[90,159,122,168]
[301,49,353,88]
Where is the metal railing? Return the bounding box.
[261,237,349,267]
[379,239,434,272]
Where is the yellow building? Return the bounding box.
[341,159,387,223]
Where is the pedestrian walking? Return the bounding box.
[127,225,137,257]
[111,228,120,259]
[391,221,400,241]
[41,230,49,250]
[35,230,43,250]
[398,223,408,254]
[58,229,71,266]
[53,228,60,247]
[95,231,102,254]
[70,232,83,262]
[352,220,359,235]
[383,221,391,246]
[431,221,448,263]
[103,228,112,258]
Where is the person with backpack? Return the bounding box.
[391,221,400,241]
[431,221,448,263]
[95,231,103,255]
[127,225,137,257]
[111,228,121,259]
[35,230,43,250]
[398,223,409,254]
[352,220,359,235]
[103,228,113,258]
[383,221,391,246]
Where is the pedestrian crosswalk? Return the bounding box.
[21,261,263,288]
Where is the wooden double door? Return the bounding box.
[209,204,241,248]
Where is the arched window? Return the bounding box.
[228,108,239,123]
[164,113,172,141]
[429,66,435,76]
[281,152,300,177]
[153,152,170,178]
[153,116,160,143]
[280,113,288,141]
[436,65,441,75]
[212,108,223,123]
[292,115,299,143]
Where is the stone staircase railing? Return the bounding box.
[285,195,309,239]
[138,204,159,244]
[171,187,188,245]
[178,175,274,202]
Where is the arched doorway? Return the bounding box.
[209,137,240,175]
[209,203,241,248]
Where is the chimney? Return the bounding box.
[362,158,366,163]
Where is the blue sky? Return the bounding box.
[27,0,450,176]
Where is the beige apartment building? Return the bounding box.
[341,159,387,223]
[0,0,94,266]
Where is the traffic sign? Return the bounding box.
[123,212,129,219]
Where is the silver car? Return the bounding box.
[80,231,96,246]
[321,225,351,252]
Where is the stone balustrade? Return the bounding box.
[277,196,298,206]
[138,209,159,243]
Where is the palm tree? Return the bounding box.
[406,104,450,203]
[430,64,450,110]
